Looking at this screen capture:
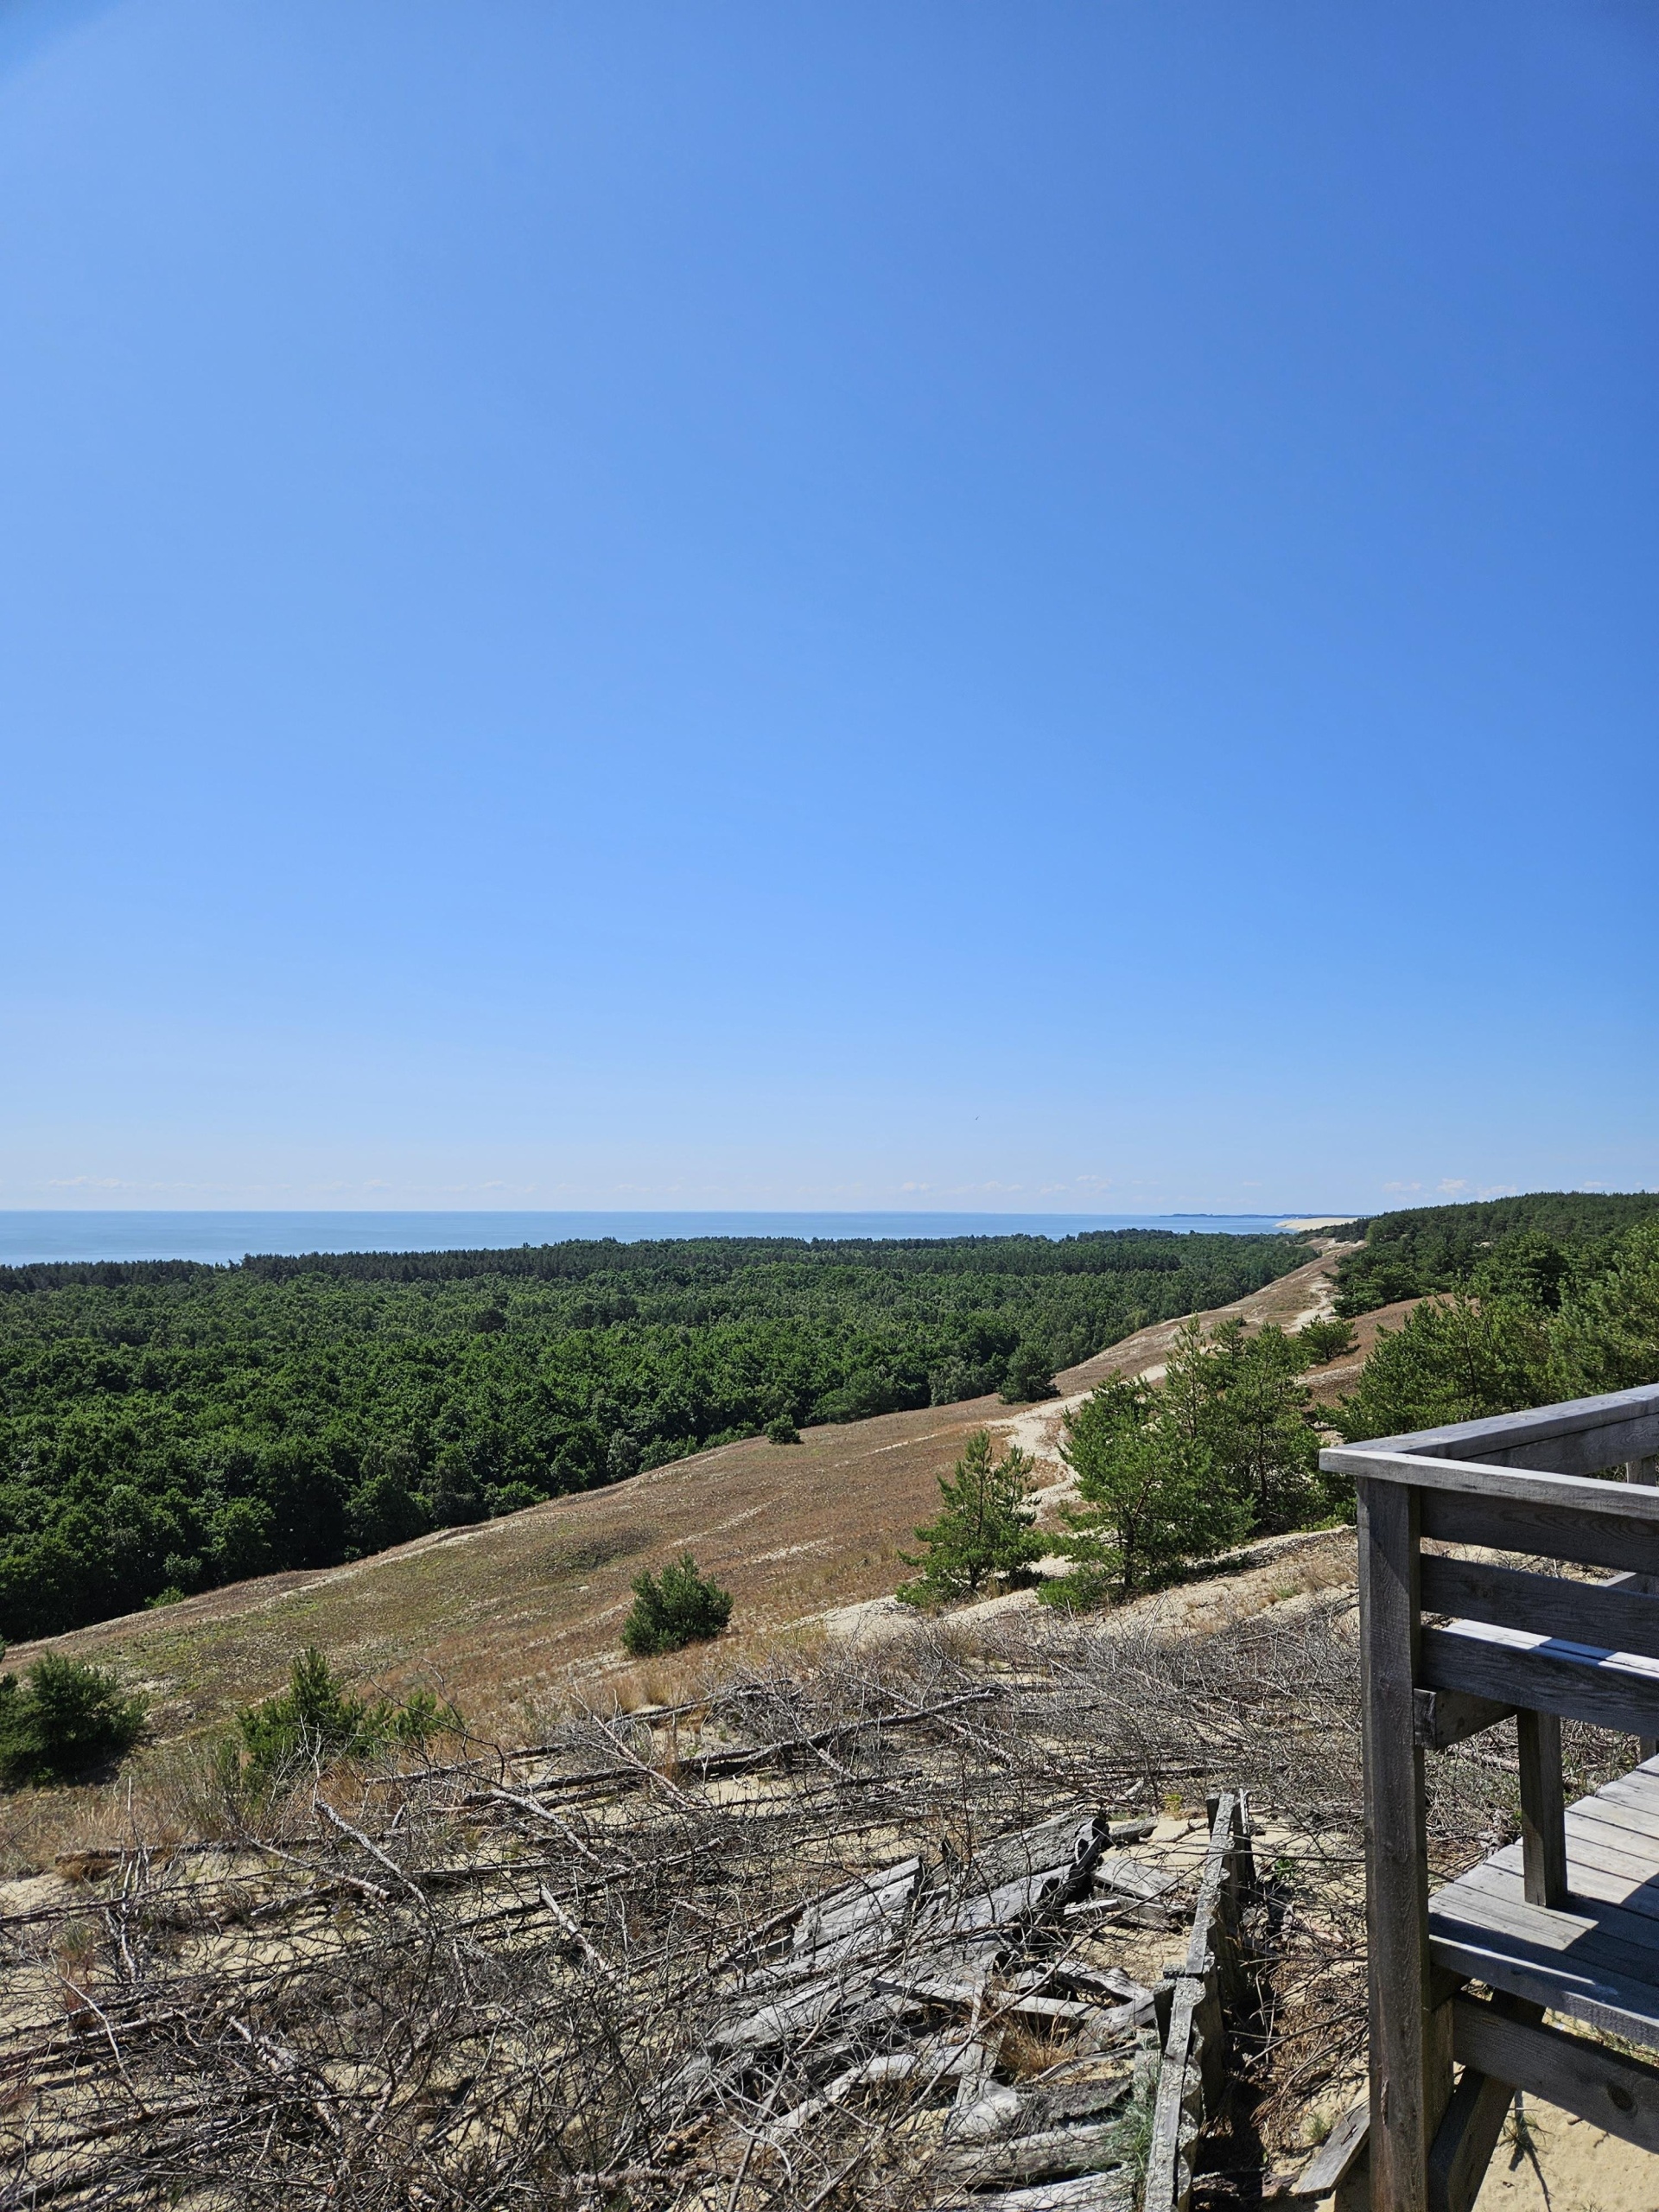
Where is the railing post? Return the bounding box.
[1358,1476,1446,2212]
[1516,1709,1568,1908]
[1628,1459,1659,1761]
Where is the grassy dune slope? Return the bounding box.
[6,1251,1352,1745]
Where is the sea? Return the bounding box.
[0,1211,1344,1268]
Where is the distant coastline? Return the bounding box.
[0,1209,1348,1268]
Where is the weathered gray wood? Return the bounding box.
[1357,1476,1437,2212]
[1325,1445,1659,1519]
[1572,1792,1659,1855]
[1517,1709,1568,1909]
[1421,1623,1659,1737]
[1563,1807,1659,1890]
[1625,1460,1659,1757]
[1446,1855,1659,1972]
[1291,2100,1370,2197]
[1429,1869,1659,2043]
[943,2173,1135,2212]
[1425,2061,1516,2212]
[1183,1797,1236,1977]
[934,2118,1127,2186]
[1428,1917,1659,2049]
[1452,1993,1659,2154]
[1144,1976,1198,2211]
[1582,1764,1659,1827]
[1413,1686,1516,1750]
[1421,1552,1659,1662]
[1421,1489,1659,1578]
[1443,1414,1659,1479]
[1333,1384,1659,1471]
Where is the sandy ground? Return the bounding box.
[1325,2098,1653,2209]
[991,1245,1356,1512]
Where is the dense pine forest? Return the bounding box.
[1332,1190,1659,1313]
[1335,1201,1659,1446]
[0,1230,1311,1641]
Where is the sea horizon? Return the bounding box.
[0,1208,1354,1268]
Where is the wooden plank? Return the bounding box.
[1421,1553,1659,1662]
[1582,1766,1659,1827]
[1566,1796,1659,1866]
[1144,1977,1198,2211]
[1325,1446,1659,1519]
[1183,1794,1238,1977]
[1554,1833,1659,1912]
[1428,1918,1659,2050]
[1430,1874,1659,2029]
[1426,2061,1517,2212]
[1456,1415,1659,1479]
[1452,1993,1659,2155]
[1289,2099,1369,2198]
[1626,1460,1659,1756]
[1339,1385,1659,1468]
[1449,1854,1659,1971]
[1357,1476,1436,2212]
[1421,1490,1659,1579]
[1413,1687,1515,1750]
[1567,1788,1659,1856]
[946,2175,1136,2212]
[1517,1709,1567,1910]
[1420,1624,1659,1737]
[1570,1794,1659,1859]
[934,2119,1127,2186]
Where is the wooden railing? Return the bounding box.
[1320,1382,1659,2212]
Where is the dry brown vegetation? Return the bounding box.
[3,1565,1602,2212]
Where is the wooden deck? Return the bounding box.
[1319,1383,1659,2208]
[1429,1758,1659,2049]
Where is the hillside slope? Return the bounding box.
[5,1249,1355,1746]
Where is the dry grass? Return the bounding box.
[0,1250,1352,1783]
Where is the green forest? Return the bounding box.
[1336,1207,1659,1444]
[0,1230,1311,1642]
[1332,1190,1659,1314]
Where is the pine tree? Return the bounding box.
[1044,1377,1249,1604]
[621,1555,734,1656]
[897,1430,1044,1608]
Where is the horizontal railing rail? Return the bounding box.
[1333,1382,1659,1477]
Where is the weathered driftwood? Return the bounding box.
[939,2171,1136,2212]
[1142,1789,1254,2212]
[933,2115,1127,2186]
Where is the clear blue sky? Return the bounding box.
[3,1,1656,1215]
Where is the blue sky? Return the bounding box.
[3,1,1656,1215]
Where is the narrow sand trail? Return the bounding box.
[988,1243,1353,1508]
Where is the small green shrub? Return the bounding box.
[486,1480,541,1516]
[621,1556,734,1656]
[229,1648,460,1786]
[0,1656,148,1787]
[765,1415,801,1444]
